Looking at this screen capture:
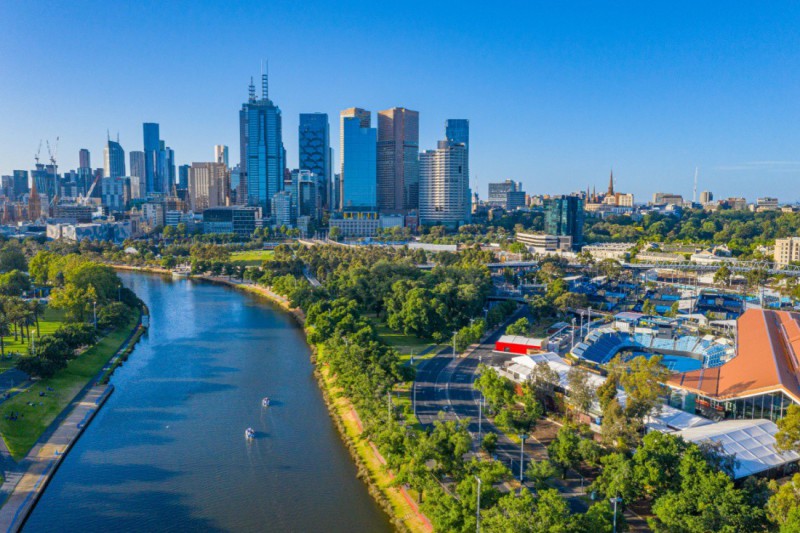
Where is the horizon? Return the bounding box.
[1,1,799,202]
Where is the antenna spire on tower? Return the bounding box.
[248,77,255,101]
[261,59,269,100]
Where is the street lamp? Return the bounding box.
[518,434,527,482]
[570,318,576,351]
[610,496,623,533]
[475,476,482,533]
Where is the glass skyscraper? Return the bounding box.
[239,75,285,214]
[143,123,160,193]
[298,113,331,210]
[340,108,376,210]
[543,195,584,246]
[104,138,126,178]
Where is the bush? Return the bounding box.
[482,432,498,454]
[53,323,97,350]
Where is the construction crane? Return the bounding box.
[34,140,43,165]
[46,137,60,208]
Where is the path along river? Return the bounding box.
[25,272,392,532]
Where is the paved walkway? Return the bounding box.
[0,384,113,532]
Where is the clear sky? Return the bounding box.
[1,1,798,202]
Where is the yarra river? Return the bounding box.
[25,273,392,532]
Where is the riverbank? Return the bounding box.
[0,304,146,532]
[200,275,431,533]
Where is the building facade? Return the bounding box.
[377,107,419,212]
[214,145,229,167]
[543,195,584,246]
[340,108,377,210]
[103,139,126,179]
[298,113,331,210]
[188,162,229,211]
[775,237,800,267]
[239,75,285,214]
[419,140,470,227]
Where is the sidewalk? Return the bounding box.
[0,384,113,532]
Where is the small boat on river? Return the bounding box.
[245,427,255,439]
[262,397,270,407]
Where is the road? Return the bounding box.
[413,311,651,529]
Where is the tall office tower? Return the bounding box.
[79,148,91,170]
[488,179,521,207]
[143,123,160,193]
[700,191,713,204]
[377,108,419,212]
[445,119,469,150]
[543,195,584,247]
[340,108,376,210]
[333,173,341,211]
[298,113,331,210]
[419,140,470,228]
[290,169,321,221]
[129,151,145,193]
[178,164,190,190]
[239,74,285,214]
[12,170,29,199]
[104,138,126,178]
[214,145,229,167]
[158,143,176,193]
[188,162,229,211]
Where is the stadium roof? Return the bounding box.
[676,418,800,479]
[669,309,800,403]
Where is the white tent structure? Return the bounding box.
[676,419,800,479]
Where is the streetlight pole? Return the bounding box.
[611,496,622,533]
[453,330,458,358]
[518,434,526,482]
[475,476,482,533]
[571,318,576,351]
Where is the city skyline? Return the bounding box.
[2,2,800,201]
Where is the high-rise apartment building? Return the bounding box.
[143,123,160,193]
[299,113,331,210]
[775,237,800,267]
[215,145,229,167]
[700,191,714,205]
[104,138,126,178]
[178,164,190,190]
[377,108,419,212]
[419,140,470,227]
[101,176,130,211]
[543,195,584,247]
[445,119,470,183]
[239,75,285,214]
[188,162,229,211]
[340,108,376,210]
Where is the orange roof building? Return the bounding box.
[669,308,800,421]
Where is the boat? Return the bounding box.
[171,268,191,278]
[245,427,255,439]
[262,397,270,407]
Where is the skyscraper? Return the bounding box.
[214,145,229,167]
[445,119,469,151]
[298,113,331,209]
[419,139,470,227]
[143,123,160,193]
[188,162,229,211]
[158,142,176,194]
[104,138,126,178]
[239,74,285,214]
[178,164,190,190]
[377,107,419,212]
[12,170,28,199]
[340,108,376,210]
[78,148,91,170]
[543,195,584,247]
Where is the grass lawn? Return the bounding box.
[0,307,66,372]
[372,322,444,366]
[0,313,139,460]
[230,249,274,266]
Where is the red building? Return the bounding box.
[494,335,545,355]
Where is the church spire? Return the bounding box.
[608,169,615,196]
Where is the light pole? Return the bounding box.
[477,393,483,443]
[518,434,527,482]
[610,496,622,533]
[453,330,458,358]
[475,476,482,533]
[570,318,576,351]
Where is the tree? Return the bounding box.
[98,302,131,329]
[566,366,596,414]
[601,398,641,452]
[49,283,98,323]
[578,437,604,467]
[525,459,559,489]
[0,270,31,296]
[632,431,688,498]
[591,452,640,504]
[776,404,800,453]
[547,425,581,476]
[328,226,342,241]
[597,373,619,412]
[505,317,530,336]
[0,246,27,273]
[482,432,498,455]
[529,361,560,405]
[649,446,768,532]
[714,264,732,286]
[767,473,800,530]
[608,354,669,420]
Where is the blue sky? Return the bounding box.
[1,1,799,202]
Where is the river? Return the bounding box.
[24,273,393,532]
